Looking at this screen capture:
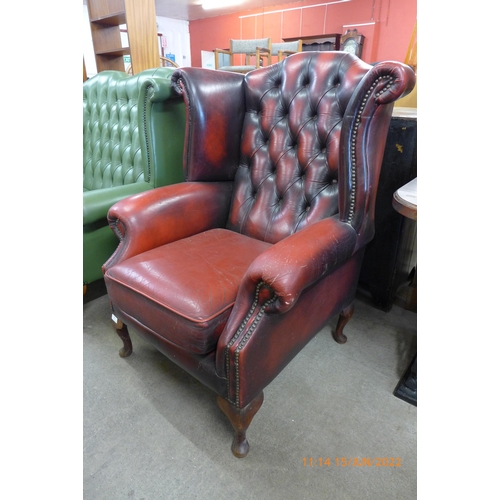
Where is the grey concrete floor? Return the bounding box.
[83,289,417,500]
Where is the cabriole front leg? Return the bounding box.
[332,302,354,344]
[217,392,264,458]
[114,318,133,358]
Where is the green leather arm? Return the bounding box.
[83,182,151,227]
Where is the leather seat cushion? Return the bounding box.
[105,228,272,354]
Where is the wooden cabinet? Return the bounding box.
[358,108,417,311]
[87,0,159,74]
[282,34,341,52]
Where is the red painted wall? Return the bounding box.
[190,0,416,67]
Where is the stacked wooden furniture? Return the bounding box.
[282,34,341,52]
[358,107,417,311]
[87,0,159,74]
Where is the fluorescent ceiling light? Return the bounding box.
[202,0,243,10]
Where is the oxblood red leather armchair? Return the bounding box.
[103,52,415,457]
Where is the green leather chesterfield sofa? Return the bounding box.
[83,67,185,288]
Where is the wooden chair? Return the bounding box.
[214,38,272,73]
[272,40,303,62]
[160,56,179,68]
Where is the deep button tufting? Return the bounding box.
[225,51,378,243]
[84,76,147,191]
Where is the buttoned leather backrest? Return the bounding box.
[83,71,146,191]
[172,53,409,246]
[83,68,184,192]
[226,51,373,243]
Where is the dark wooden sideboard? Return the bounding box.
[358,107,417,311]
[282,33,341,51]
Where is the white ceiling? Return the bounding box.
[83,0,302,22]
[155,0,298,21]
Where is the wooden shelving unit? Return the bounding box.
[87,0,159,74]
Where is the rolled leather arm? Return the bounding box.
[236,216,357,315]
[83,182,151,227]
[103,181,233,272]
[136,68,181,103]
[370,61,416,105]
[215,216,358,382]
